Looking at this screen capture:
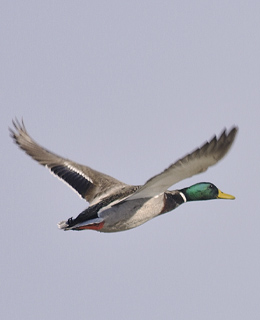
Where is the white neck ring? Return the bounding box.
[179,191,187,203]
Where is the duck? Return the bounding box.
[10,119,238,233]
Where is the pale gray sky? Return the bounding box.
[1,1,260,319]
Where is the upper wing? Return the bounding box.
[126,127,238,201]
[10,119,128,205]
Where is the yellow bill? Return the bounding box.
[217,189,235,200]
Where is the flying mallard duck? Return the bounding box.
[10,120,238,233]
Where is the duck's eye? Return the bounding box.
[209,184,213,189]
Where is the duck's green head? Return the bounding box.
[180,182,235,202]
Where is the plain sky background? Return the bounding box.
[1,1,260,319]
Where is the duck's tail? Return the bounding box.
[57,217,104,231]
[57,220,69,230]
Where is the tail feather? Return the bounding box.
[57,220,69,230]
[57,217,104,231]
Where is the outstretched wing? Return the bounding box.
[10,119,128,205]
[126,127,238,201]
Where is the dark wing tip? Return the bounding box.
[220,125,238,148]
[227,126,238,140]
[9,118,27,142]
[222,126,238,140]
[207,125,238,161]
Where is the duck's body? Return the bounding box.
[66,191,182,232]
[10,120,238,233]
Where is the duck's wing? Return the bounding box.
[126,127,238,201]
[10,119,128,205]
